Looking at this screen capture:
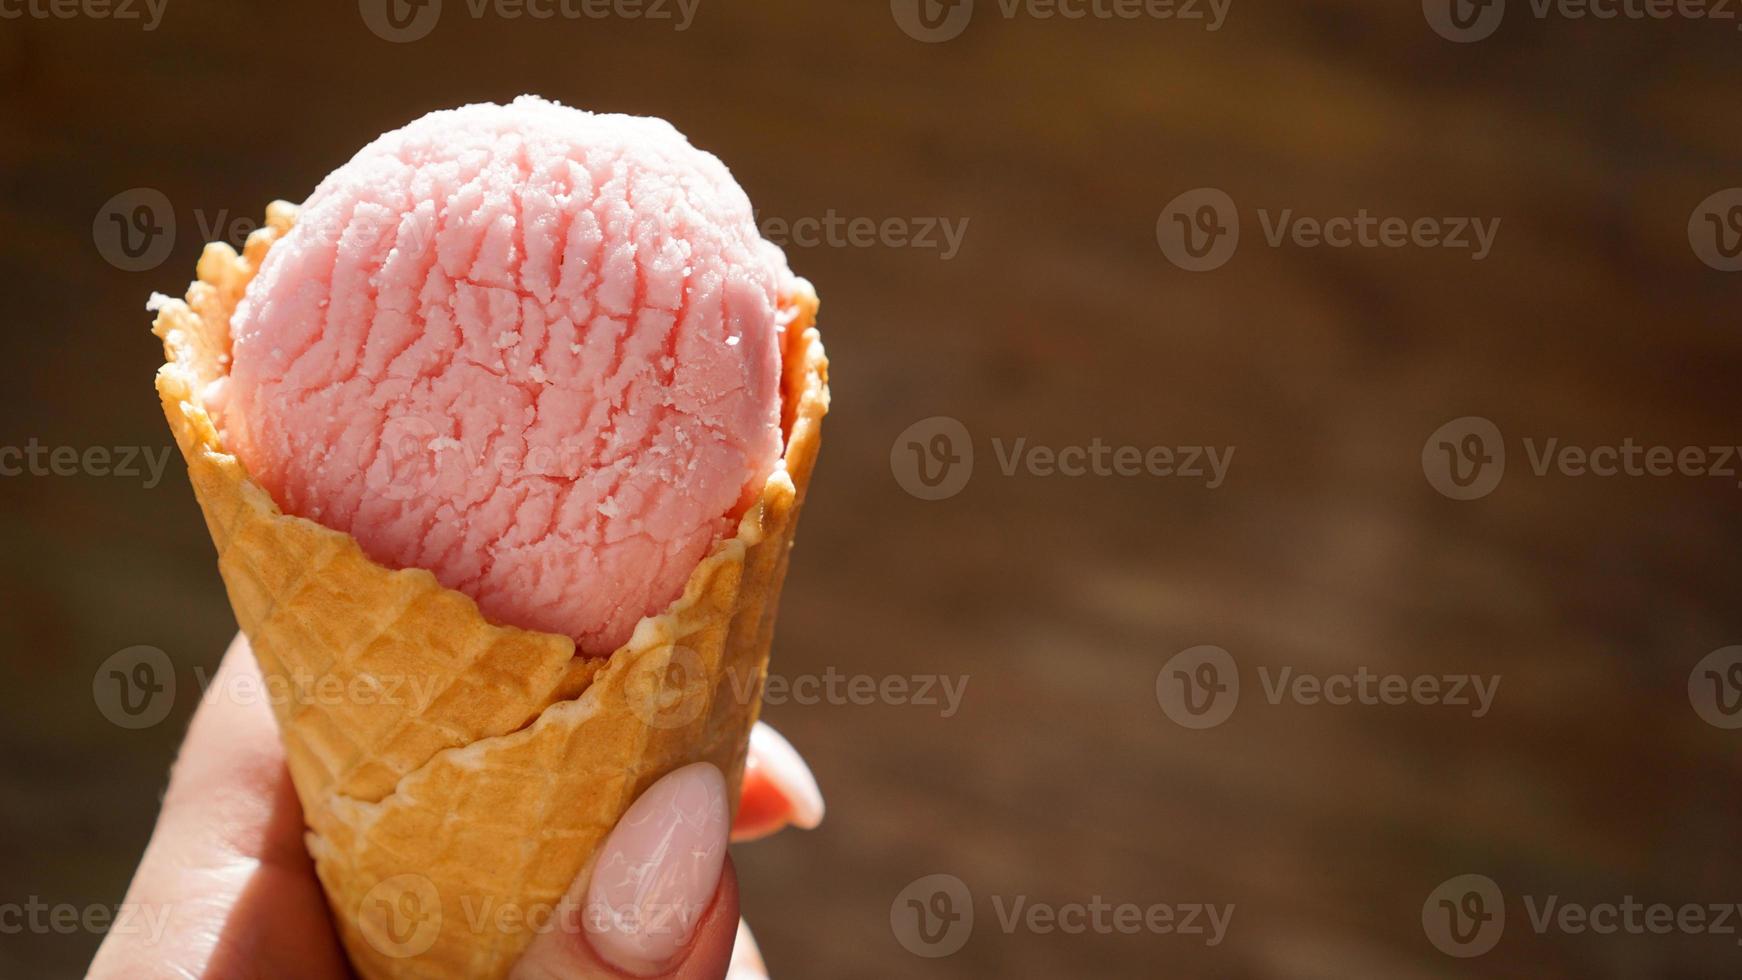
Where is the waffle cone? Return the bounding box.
[151,203,828,979]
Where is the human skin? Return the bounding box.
[88,634,823,980]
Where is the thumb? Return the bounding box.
[511,762,740,979]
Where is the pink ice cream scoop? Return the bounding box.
[220,97,790,655]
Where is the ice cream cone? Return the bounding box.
[151,203,828,979]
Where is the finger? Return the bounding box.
[731,722,824,843]
[153,633,306,870]
[726,920,768,980]
[511,762,739,979]
[88,633,349,979]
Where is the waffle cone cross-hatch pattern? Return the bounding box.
[152,203,828,979]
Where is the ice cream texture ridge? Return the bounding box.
[218,96,792,655]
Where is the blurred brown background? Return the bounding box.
[4,0,1742,976]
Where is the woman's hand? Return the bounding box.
[88,633,824,980]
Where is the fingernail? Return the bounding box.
[749,722,825,830]
[585,762,730,977]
